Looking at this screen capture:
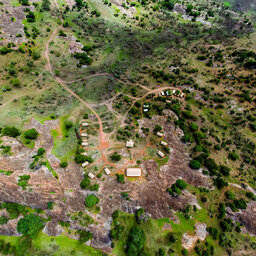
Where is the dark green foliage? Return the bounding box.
[135,208,145,224]
[126,226,146,256]
[162,0,175,10]
[110,152,121,161]
[166,179,187,196]
[89,184,99,191]
[110,224,124,239]
[214,177,228,189]
[154,125,162,133]
[18,175,31,189]
[41,0,51,11]
[78,230,93,243]
[17,214,44,238]
[19,0,29,5]
[181,248,188,256]
[2,126,20,138]
[218,203,226,218]
[59,30,67,37]
[37,147,46,156]
[47,202,53,210]
[189,160,201,169]
[157,248,166,256]
[116,173,125,183]
[225,191,235,200]
[80,175,91,189]
[219,165,230,176]
[207,227,219,240]
[26,11,36,22]
[0,216,8,225]
[220,218,234,232]
[228,152,239,161]
[245,191,255,200]
[74,52,92,66]
[169,232,176,243]
[226,198,247,212]
[1,203,26,219]
[74,154,93,164]
[64,120,73,129]
[85,194,99,207]
[0,47,12,55]
[24,128,39,140]
[60,162,68,168]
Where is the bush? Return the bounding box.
[17,214,44,238]
[80,175,91,189]
[1,203,26,219]
[116,174,125,184]
[32,50,41,60]
[0,47,12,55]
[37,147,46,156]
[26,11,36,22]
[110,153,121,161]
[78,230,93,243]
[11,78,21,87]
[64,120,73,129]
[207,227,219,240]
[214,177,228,189]
[47,202,53,210]
[2,126,20,138]
[0,216,8,225]
[85,194,99,207]
[126,226,146,256]
[228,152,239,161]
[24,128,39,140]
[60,162,68,168]
[89,184,99,191]
[189,160,201,169]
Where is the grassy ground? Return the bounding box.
[0,233,103,256]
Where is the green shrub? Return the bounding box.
[0,216,8,225]
[116,174,125,183]
[80,175,91,189]
[24,128,39,140]
[189,160,201,169]
[60,162,68,168]
[110,153,121,161]
[2,126,20,138]
[17,214,44,238]
[126,226,146,256]
[78,230,93,243]
[85,194,99,207]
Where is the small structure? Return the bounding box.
[104,168,111,175]
[126,140,134,148]
[88,173,95,179]
[157,151,165,158]
[166,90,169,96]
[172,89,176,94]
[143,104,149,108]
[82,161,89,168]
[82,122,88,127]
[180,93,185,98]
[81,133,88,137]
[157,132,163,137]
[126,168,141,177]
[82,142,88,147]
[81,152,88,156]
[143,109,149,112]
[161,141,168,147]
[161,91,165,96]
